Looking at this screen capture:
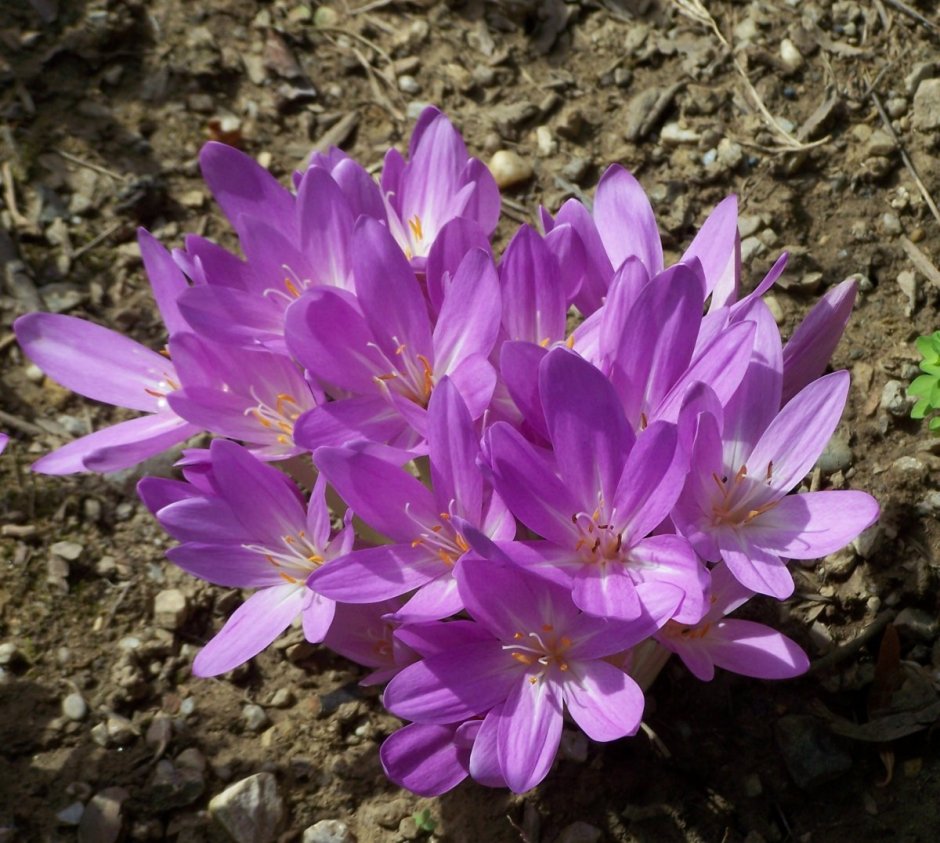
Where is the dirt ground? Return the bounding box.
[2,0,940,840]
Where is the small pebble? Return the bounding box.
[208,772,284,843]
[779,38,803,72]
[56,802,85,826]
[879,380,913,416]
[51,541,83,561]
[397,75,421,95]
[302,819,355,843]
[62,692,88,721]
[153,589,188,630]
[243,703,270,733]
[894,607,939,641]
[487,150,533,189]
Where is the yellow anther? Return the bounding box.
[408,215,424,242]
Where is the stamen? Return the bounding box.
[408,215,424,242]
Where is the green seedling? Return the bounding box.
[909,331,940,431]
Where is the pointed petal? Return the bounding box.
[484,422,579,547]
[593,164,663,276]
[747,490,880,559]
[497,674,563,793]
[14,313,173,412]
[284,287,383,393]
[167,543,284,588]
[192,584,302,676]
[610,264,705,427]
[177,284,285,349]
[433,248,500,374]
[314,447,435,540]
[540,348,633,511]
[500,225,566,344]
[564,660,644,741]
[301,590,336,643]
[782,278,857,404]
[718,530,794,599]
[747,371,850,493]
[309,544,442,601]
[706,619,809,678]
[208,439,306,541]
[138,228,190,335]
[428,377,483,520]
[613,421,683,539]
[353,217,433,359]
[380,723,469,797]
[199,142,294,240]
[681,195,738,299]
[384,641,519,724]
[293,397,410,452]
[296,167,355,289]
[34,413,195,475]
[425,216,491,313]
[599,257,649,365]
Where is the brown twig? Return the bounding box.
[808,610,896,674]
[1,162,35,231]
[55,150,127,182]
[869,85,940,227]
[881,0,940,35]
[0,409,44,438]
[71,221,124,261]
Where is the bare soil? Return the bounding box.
[2,0,940,841]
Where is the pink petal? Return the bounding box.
[563,660,644,741]
[193,584,303,676]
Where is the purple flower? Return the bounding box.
[381,107,500,265]
[540,165,739,315]
[166,333,320,459]
[308,377,513,621]
[673,371,880,598]
[383,558,679,793]
[656,563,809,680]
[486,347,707,624]
[286,220,500,450]
[0,433,8,454]
[139,439,353,676]
[14,312,199,474]
[322,598,418,686]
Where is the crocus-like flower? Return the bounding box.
[286,221,500,450]
[166,333,320,459]
[383,557,679,793]
[381,107,500,265]
[14,230,201,474]
[309,377,513,620]
[673,370,880,598]
[14,312,199,474]
[485,347,707,624]
[0,434,7,454]
[138,439,353,675]
[656,563,809,680]
[540,165,739,315]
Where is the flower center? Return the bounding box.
[407,505,469,566]
[710,462,778,527]
[572,508,624,564]
[244,530,325,584]
[370,337,435,407]
[244,388,303,446]
[502,624,573,682]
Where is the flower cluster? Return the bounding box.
[16,108,879,795]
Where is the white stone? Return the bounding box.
[487,150,533,189]
[209,773,284,843]
[62,692,88,721]
[153,589,188,630]
[535,125,557,157]
[780,38,803,72]
[303,819,356,843]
